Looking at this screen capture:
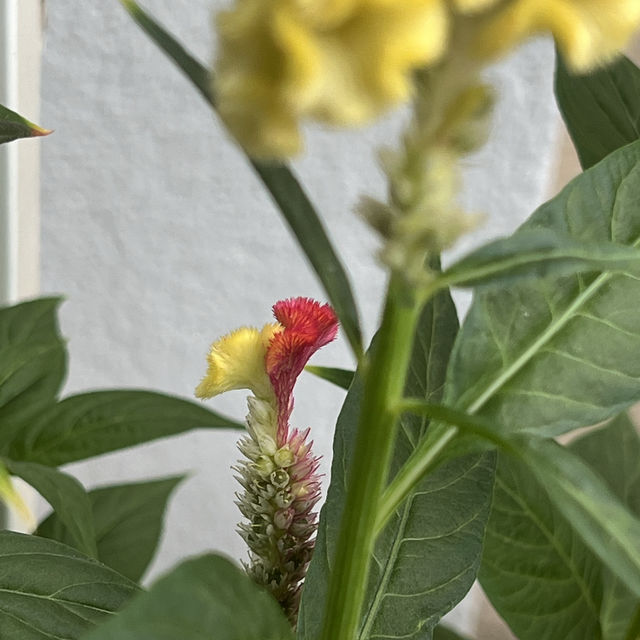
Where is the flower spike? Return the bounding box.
[196,297,338,624]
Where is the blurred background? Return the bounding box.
[3,1,638,637]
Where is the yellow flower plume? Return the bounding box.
[215,0,449,158]
[214,0,640,158]
[195,323,281,401]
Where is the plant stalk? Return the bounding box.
[319,277,421,640]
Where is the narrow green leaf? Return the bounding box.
[0,298,66,439]
[305,365,354,390]
[0,531,138,639]
[446,139,640,437]
[441,228,640,290]
[299,291,495,639]
[555,53,640,169]
[250,163,363,358]
[118,0,212,104]
[12,390,242,466]
[4,459,97,558]
[0,103,51,145]
[84,554,293,640]
[118,0,363,358]
[39,475,184,583]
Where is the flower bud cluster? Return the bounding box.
[235,397,321,624]
[360,64,494,284]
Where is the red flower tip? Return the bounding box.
[266,298,338,443]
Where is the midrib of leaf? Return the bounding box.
[358,498,413,639]
[465,269,612,414]
[492,475,600,619]
[0,587,121,615]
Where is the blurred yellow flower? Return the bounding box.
[215,0,448,158]
[214,0,640,158]
[195,323,281,400]
[471,0,640,71]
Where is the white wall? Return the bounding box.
[39,1,558,632]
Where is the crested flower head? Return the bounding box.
[214,0,640,158]
[195,297,338,623]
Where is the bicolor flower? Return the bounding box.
[214,0,640,158]
[196,297,338,623]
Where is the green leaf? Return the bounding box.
[11,390,242,466]
[118,0,363,358]
[84,553,293,640]
[555,53,640,169]
[480,416,640,640]
[4,458,97,558]
[445,139,640,437]
[432,625,469,640]
[0,103,51,145]
[39,475,183,583]
[298,290,495,639]
[305,365,354,390]
[441,228,640,290]
[570,415,640,640]
[480,451,604,640]
[0,298,66,439]
[0,531,138,639]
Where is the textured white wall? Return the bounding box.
[39,1,557,632]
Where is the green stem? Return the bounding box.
[319,277,421,640]
[375,400,511,532]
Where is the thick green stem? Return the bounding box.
[319,277,421,640]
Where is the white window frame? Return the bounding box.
[0,0,43,531]
[0,0,43,304]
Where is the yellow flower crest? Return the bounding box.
[214,0,640,158]
[195,323,281,401]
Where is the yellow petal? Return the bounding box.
[0,463,35,529]
[195,323,281,400]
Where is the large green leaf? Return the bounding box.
[0,298,66,438]
[480,452,603,640]
[0,531,138,639]
[39,475,183,582]
[555,53,640,169]
[4,458,97,558]
[298,290,495,639]
[118,0,363,358]
[84,554,293,640]
[445,139,640,437]
[480,415,640,640]
[0,103,51,145]
[570,415,640,640]
[11,390,242,466]
[432,625,469,640]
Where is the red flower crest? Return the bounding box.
[265,298,338,443]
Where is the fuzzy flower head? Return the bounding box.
[195,297,338,623]
[214,0,640,158]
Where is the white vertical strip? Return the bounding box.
[0,0,19,304]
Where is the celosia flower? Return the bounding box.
[214,0,640,158]
[196,297,338,623]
